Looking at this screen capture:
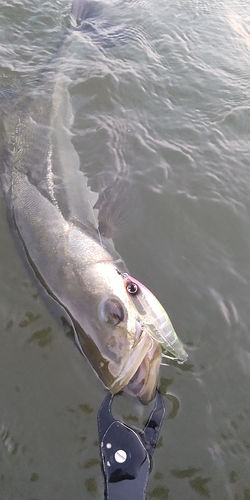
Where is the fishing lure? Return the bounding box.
[121,273,188,363]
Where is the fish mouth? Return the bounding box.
[124,341,162,404]
[109,329,162,404]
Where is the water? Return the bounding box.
[0,0,250,498]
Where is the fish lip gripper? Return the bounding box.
[97,388,166,500]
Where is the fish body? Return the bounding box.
[1,71,163,403]
[12,168,161,399]
[0,0,187,404]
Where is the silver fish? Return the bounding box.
[0,0,187,404]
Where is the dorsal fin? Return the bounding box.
[94,177,142,239]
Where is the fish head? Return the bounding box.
[73,261,162,403]
[73,264,187,404]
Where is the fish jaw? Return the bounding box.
[122,339,162,404]
[108,332,162,404]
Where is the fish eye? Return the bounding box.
[99,299,125,326]
[126,281,138,295]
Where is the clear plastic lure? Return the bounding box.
[122,273,188,363]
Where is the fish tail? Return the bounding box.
[70,0,101,28]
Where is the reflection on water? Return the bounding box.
[1,0,250,498]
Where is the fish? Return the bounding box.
[0,0,187,404]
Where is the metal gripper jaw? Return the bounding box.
[97,389,166,500]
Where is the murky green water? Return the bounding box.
[1,0,250,498]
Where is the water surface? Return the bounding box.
[0,0,250,498]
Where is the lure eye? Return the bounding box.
[99,299,125,326]
[126,282,139,295]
